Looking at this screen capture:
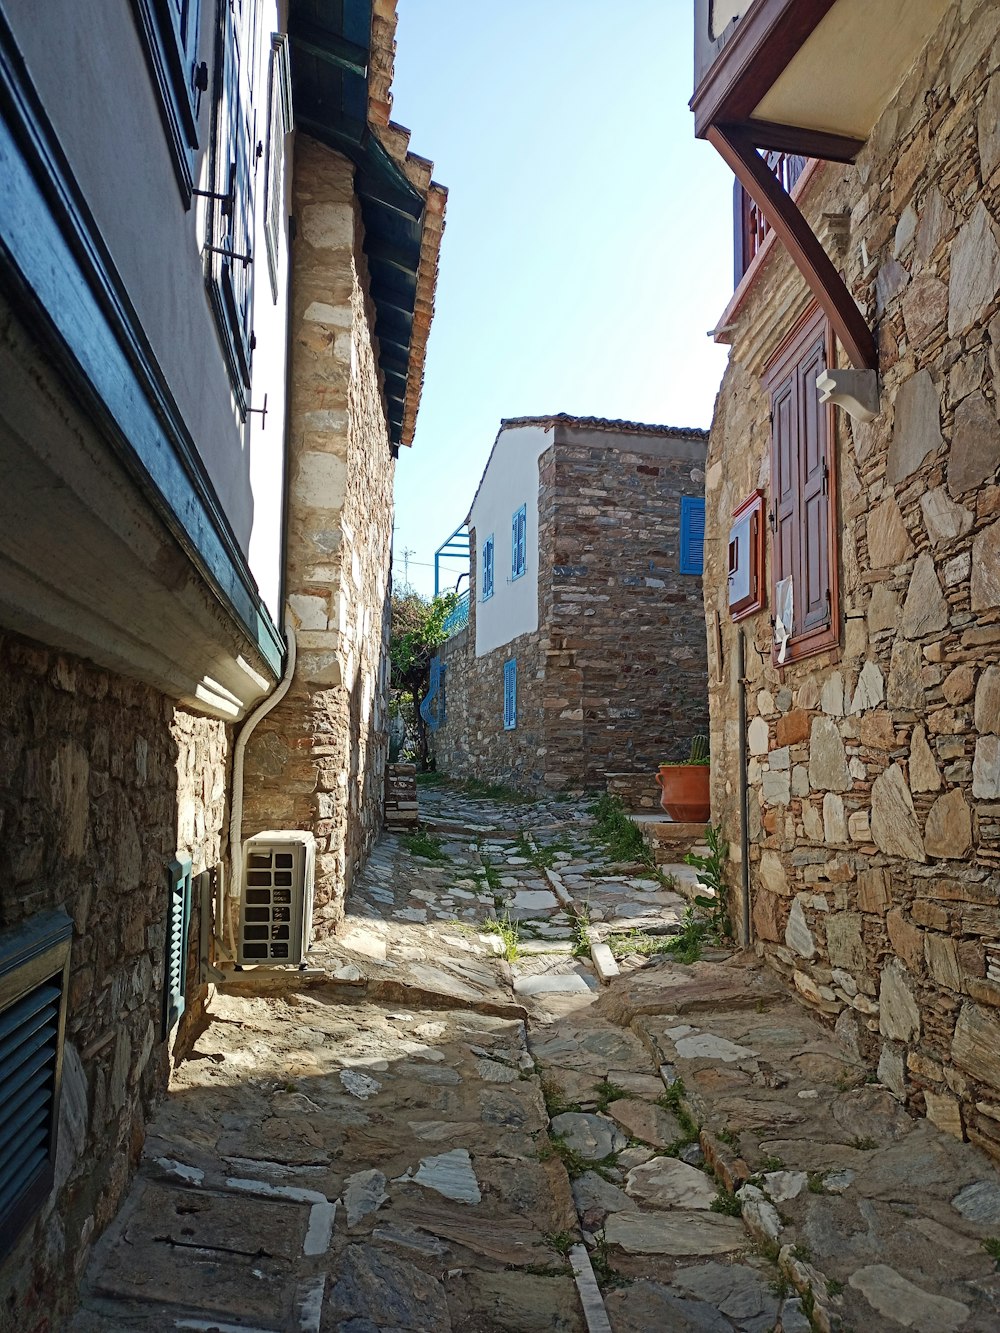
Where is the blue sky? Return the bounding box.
[390,2,735,597]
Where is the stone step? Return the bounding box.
[628,812,706,843]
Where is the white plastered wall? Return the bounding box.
[470,424,551,658]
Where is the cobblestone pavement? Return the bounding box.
[72,783,1000,1332]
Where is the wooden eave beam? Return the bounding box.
[744,118,864,164]
[709,124,877,370]
[288,17,368,77]
[692,0,839,139]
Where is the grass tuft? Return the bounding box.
[594,1079,628,1113]
[482,911,521,962]
[711,1190,743,1217]
[983,1237,1000,1266]
[588,794,653,866]
[403,830,451,862]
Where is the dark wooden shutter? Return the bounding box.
[771,367,799,625]
[797,332,830,633]
[0,912,71,1259]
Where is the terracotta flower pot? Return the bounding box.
[655,764,710,823]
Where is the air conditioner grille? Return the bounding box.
[238,836,314,965]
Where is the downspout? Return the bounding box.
[227,620,298,933]
[737,629,751,949]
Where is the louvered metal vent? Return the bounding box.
[0,910,71,1259]
[238,832,315,966]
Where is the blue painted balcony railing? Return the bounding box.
[441,590,470,638]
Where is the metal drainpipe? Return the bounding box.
[737,629,752,949]
[227,620,298,939]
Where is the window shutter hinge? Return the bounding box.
[768,509,776,533]
[194,61,210,93]
[822,459,829,495]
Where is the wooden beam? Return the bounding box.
[708,124,877,370]
[743,118,864,164]
[692,0,838,138]
[288,17,368,77]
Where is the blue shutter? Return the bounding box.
[503,658,517,730]
[483,536,494,600]
[164,859,193,1036]
[512,506,526,579]
[679,496,706,575]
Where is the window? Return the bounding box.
[511,505,527,580]
[263,34,293,303]
[131,0,205,200]
[764,306,839,663]
[482,535,495,600]
[679,495,706,575]
[207,0,256,407]
[0,911,72,1260]
[164,858,193,1037]
[503,658,517,730]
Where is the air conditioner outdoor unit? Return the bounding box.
[238,831,316,965]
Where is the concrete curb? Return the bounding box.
[569,1243,613,1333]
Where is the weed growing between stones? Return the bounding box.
[549,1133,618,1182]
[849,1136,878,1151]
[542,1231,576,1256]
[826,1277,845,1297]
[983,1237,1000,1266]
[807,1172,828,1194]
[404,830,451,862]
[758,1154,785,1173]
[414,770,447,786]
[607,929,682,961]
[588,1233,621,1290]
[658,1080,700,1151]
[478,845,502,895]
[711,1190,743,1216]
[593,1079,628,1113]
[482,911,520,962]
[588,794,653,866]
[685,823,731,942]
[716,1126,741,1150]
[572,903,592,958]
[541,1080,582,1119]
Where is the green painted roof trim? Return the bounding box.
[289,0,426,446]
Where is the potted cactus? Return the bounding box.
[655,734,711,823]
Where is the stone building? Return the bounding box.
[0,0,443,1324]
[433,415,709,792]
[693,0,1000,1151]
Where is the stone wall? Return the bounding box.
[435,424,710,793]
[705,0,1000,1152]
[242,137,395,937]
[543,427,709,787]
[0,631,227,1331]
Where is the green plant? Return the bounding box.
[549,1133,618,1181]
[572,903,593,958]
[711,1190,743,1216]
[758,1154,785,1173]
[459,777,533,804]
[850,1136,878,1151]
[589,1232,619,1289]
[404,830,450,862]
[807,1171,828,1194]
[588,794,652,867]
[389,588,459,770]
[716,1126,740,1150]
[594,1079,627,1113]
[541,1079,581,1119]
[827,1278,845,1297]
[607,928,687,961]
[483,911,521,962]
[792,1243,813,1263]
[685,823,731,942]
[983,1237,1000,1266]
[660,907,710,964]
[414,770,447,786]
[543,1231,576,1256]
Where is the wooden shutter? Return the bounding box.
[797,332,830,633]
[771,367,799,615]
[0,912,71,1260]
[766,307,837,661]
[483,536,494,599]
[512,506,526,578]
[164,859,192,1036]
[679,496,706,575]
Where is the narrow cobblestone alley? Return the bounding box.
[71,786,1000,1333]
